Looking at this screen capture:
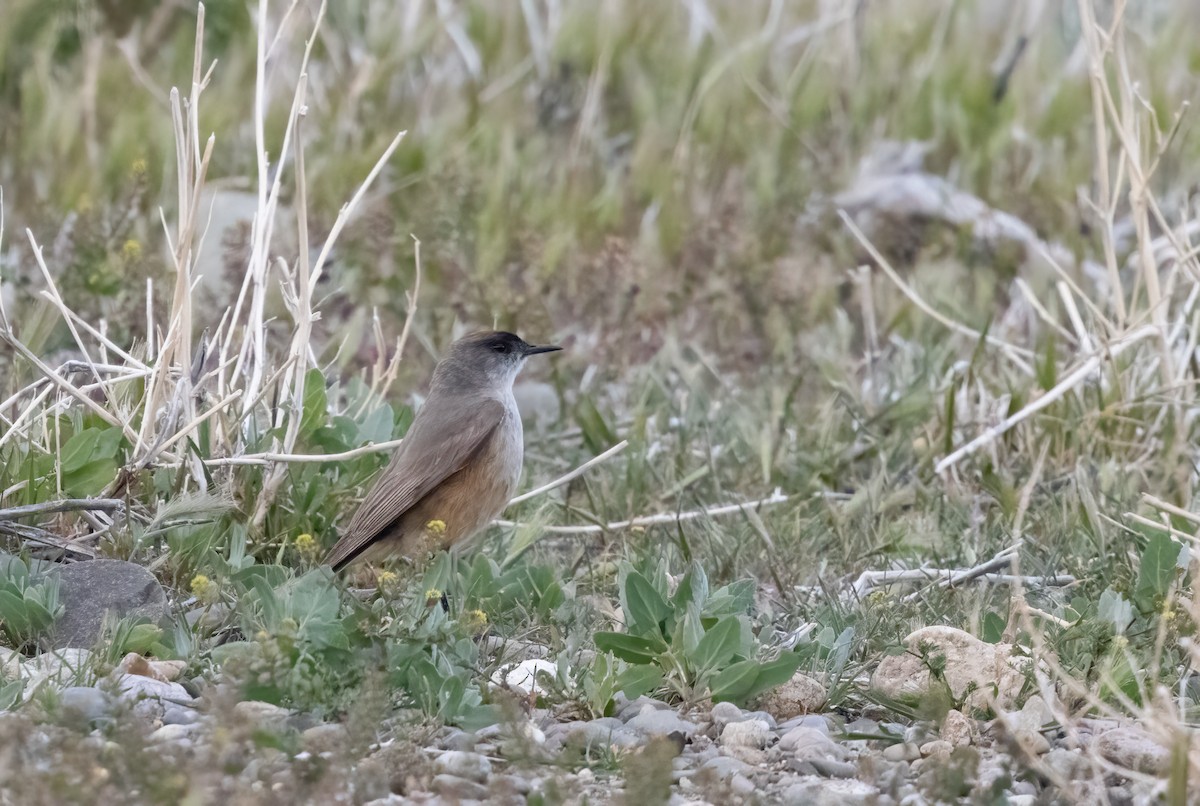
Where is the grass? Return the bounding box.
[2,0,1200,800]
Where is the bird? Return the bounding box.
[324,331,561,571]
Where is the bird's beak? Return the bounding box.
[523,343,562,356]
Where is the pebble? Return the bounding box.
[758,671,827,718]
[435,750,491,783]
[114,674,192,722]
[492,658,557,696]
[1042,747,1087,780]
[1095,726,1169,774]
[58,686,109,724]
[567,720,642,749]
[709,701,744,728]
[233,700,291,730]
[729,773,756,795]
[720,719,773,749]
[778,714,831,735]
[780,726,843,759]
[162,705,199,726]
[431,773,489,800]
[919,739,953,759]
[780,777,880,806]
[697,755,753,781]
[882,742,921,762]
[940,709,972,747]
[626,705,699,739]
[149,723,196,744]
[808,757,858,779]
[301,723,349,754]
[616,695,672,722]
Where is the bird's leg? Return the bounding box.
[440,592,450,614]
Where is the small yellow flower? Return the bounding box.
[461,609,488,633]
[130,158,148,177]
[425,588,444,607]
[190,574,218,604]
[294,533,321,563]
[425,519,447,537]
[377,570,399,588]
[121,239,142,262]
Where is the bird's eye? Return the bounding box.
[492,343,508,354]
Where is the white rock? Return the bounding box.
[709,701,745,728]
[492,658,558,696]
[940,709,973,747]
[114,674,192,722]
[719,719,772,749]
[626,705,699,738]
[870,626,1033,710]
[780,726,846,761]
[757,671,827,718]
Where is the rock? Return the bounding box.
[808,757,858,778]
[435,750,492,783]
[696,755,753,781]
[882,742,921,762]
[116,653,185,683]
[49,560,169,649]
[720,719,773,749]
[780,777,880,806]
[626,705,699,739]
[940,709,973,747]
[780,726,847,763]
[491,658,557,697]
[162,704,199,726]
[302,723,350,754]
[58,686,110,724]
[9,648,93,689]
[758,672,827,719]
[431,773,489,800]
[994,695,1052,755]
[1042,747,1088,780]
[233,700,291,730]
[1095,726,1169,775]
[870,626,1032,710]
[709,701,745,728]
[779,714,831,736]
[615,695,671,721]
[114,674,192,722]
[566,719,641,750]
[919,739,953,759]
[729,773,757,796]
[148,723,195,744]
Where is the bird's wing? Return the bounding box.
[324,397,506,570]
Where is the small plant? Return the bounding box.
[593,560,803,705]
[0,555,63,651]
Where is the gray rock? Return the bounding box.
[162,705,200,726]
[779,714,831,735]
[882,742,921,762]
[615,695,672,722]
[808,757,857,779]
[710,701,745,728]
[757,671,827,719]
[1043,747,1087,780]
[59,686,110,723]
[697,755,754,781]
[729,773,756,796]
[302,723,350,754]
[1095,726,1169,775]
[50,560,169,649]
[568,720,641,749]
[432,773,489,800]
[781,726,846,762]
[626,705,699,738]
[435,750,492,783]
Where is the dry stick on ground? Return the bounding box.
[935,324,1160,474]
[0,500,126,521]
[493,490,791,535]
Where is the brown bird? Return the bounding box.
[324,331,561,571]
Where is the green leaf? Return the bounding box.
[1134,533,1183,612]
[981,611,1006,644]
[0,679,24,711]
[0,590,32,637]
[300,368,328,436]
[709,659,759,702]
[60,428,100,473]
[689,616,742,671]
[742,652,805,698]
[704,579,754,617]
[617,664,664,699]
[622,570,672,638]
[672,561,709,611]
[574,397,616,455]
[593,632,662,665]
